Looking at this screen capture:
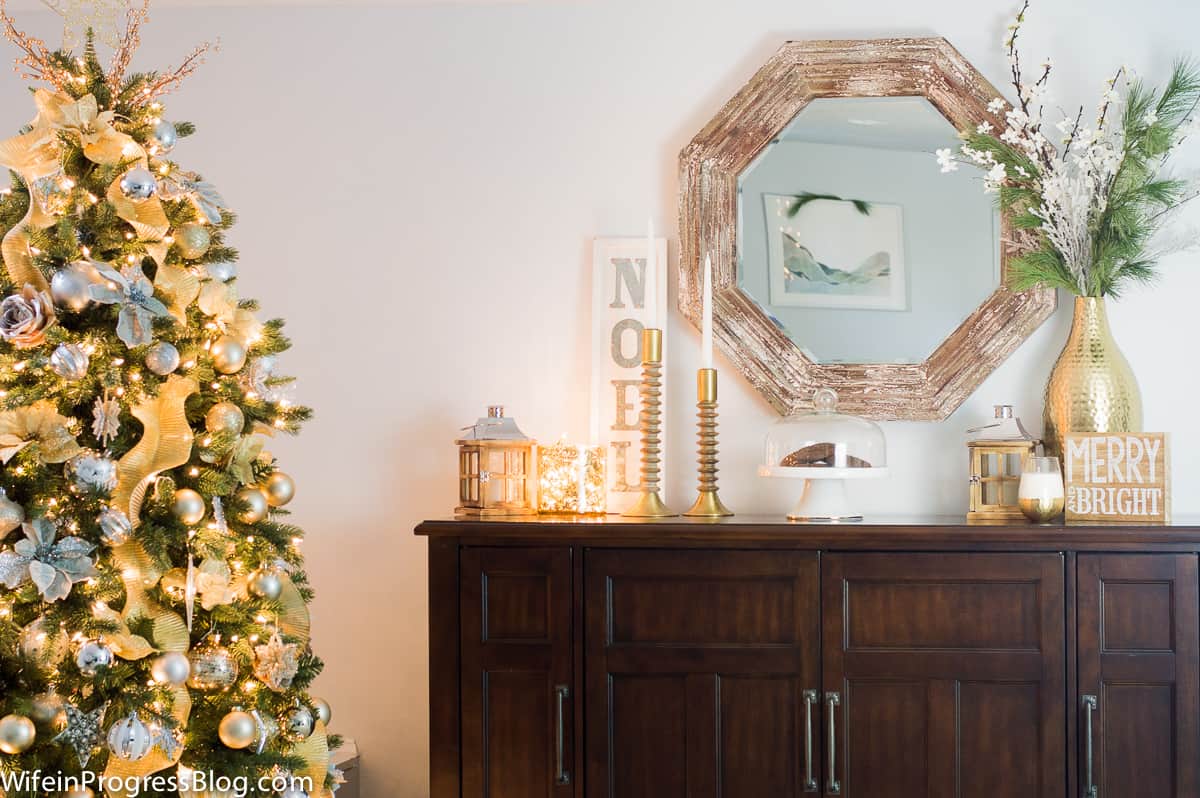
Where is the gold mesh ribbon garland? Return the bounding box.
[98,374,198,792]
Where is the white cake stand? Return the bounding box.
[758,465,890,521]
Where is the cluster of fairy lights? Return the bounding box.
[538,439,606,514]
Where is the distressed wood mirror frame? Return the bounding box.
[678,38,1056,420]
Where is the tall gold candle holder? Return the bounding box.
[683,368,734,517]
[621,328,678,518]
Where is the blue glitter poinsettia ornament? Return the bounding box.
[0,517,97,601]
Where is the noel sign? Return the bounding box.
[1064,432,1170,524]
[590,237,668,514]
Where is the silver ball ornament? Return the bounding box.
[254,711,279,754]
[172,488,206,525]
[119,167,157,201]
[64,450,118,494]
[206,261,237,282]
[218,710,258,749]
[76,639,114,676]
[97,506,133,546]
[29,691,66,731]
[20,617,69,670]
[107,712,153,761]
[144,341,180,376]
[284,706,315,739]
[210,335,247,374]
[50,342,89,381]
[236,486,269,524]
[312,698,332,727]
[247,567,283,600]
[188,642,239,691]
[150,651,191,686]
[0,488,23,540]
[205,401,245,435]
[152,119,178,153]
[176,222,212,260]
[280,786,309,798]
[50,260,102,311]
[0,714,35,754]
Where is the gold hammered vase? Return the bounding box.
[1043,296,1143,458]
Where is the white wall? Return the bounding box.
[4,1,1200,795]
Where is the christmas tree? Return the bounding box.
[0,3,338,796]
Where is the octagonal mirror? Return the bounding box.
[679,38,1056,420]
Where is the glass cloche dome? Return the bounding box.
[759,388,888,521]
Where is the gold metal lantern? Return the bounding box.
[967,406,1040,523]
[455,406,537,518]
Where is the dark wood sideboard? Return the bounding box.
[416,516,1200,798]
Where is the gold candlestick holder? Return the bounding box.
[684,368,734,517]
[622,328,677,518]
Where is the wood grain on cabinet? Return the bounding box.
[822,553,1067,798]
[460,547,575,798]
[585,550,821,798]
[1077,554,1200,798]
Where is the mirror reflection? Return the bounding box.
[737,96,1000,364]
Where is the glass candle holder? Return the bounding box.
[538,440,607,514]
[1018,456,1065,523]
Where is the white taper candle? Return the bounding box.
[701,253,713,369]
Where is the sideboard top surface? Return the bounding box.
[415,515,1200,552]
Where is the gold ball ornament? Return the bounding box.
[65,790,95,798]
[236,486,269,524]
[176,222,212,259]
[263,471,295,507]
[312,698,332,727]
[247,567,283,600]
[205,401,245,435]
[172,488,206,525]
[218,710,258,749]
[210,335,247,374]
[0,714,35,754]
[29,692,66,731]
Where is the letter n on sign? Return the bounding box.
[1063,432,1171,524]
[590,237,668,514]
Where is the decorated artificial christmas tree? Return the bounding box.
[0,3,338,796]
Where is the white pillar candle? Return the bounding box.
[1018,471,1065,502]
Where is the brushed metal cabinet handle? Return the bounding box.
[825,691,841,795]
[555,685,570,786]
[1083,694,1097,798]
[803,689,818,792]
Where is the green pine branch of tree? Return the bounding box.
[0,19,338,798]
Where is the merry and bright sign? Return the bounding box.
[1064,432,1170,524]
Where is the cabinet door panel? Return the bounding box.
[586,550,820,798]
[461,547,573,798]
[1078,554,1199,798]
[823,553,1065,798]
